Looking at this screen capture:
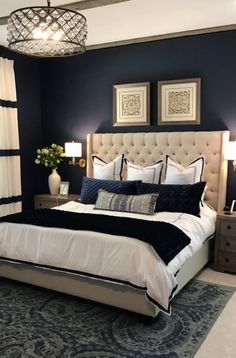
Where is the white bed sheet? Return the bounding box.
[0,202,216,313]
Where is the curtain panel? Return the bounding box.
[0,57,22,217]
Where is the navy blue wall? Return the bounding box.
[0,46,42,210]
[3,30,236,207]
[39,30,236,205]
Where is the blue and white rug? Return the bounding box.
[0,278,234,357]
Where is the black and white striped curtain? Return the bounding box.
[0,57,22,217]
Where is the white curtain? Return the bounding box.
[0,57,22,217]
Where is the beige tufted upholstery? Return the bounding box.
[87,131,229,211]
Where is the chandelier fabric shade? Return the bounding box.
[7,1,87,57]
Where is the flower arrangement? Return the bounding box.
[35,144,64,169]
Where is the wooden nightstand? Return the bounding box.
[34,194,80,209]
[214,212,236,273]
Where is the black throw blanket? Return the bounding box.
[0,209,191,265]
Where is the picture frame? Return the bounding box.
[113,82,150,126]
[158,78,201,125]
[230,200,236,213]
[59,181,70,196]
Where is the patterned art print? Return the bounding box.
[121,93,141,116]
[158,78,200,125]
[118,89,145,122]
[113,82,150,126]
[168,89,191,115]
[164,86,194,120]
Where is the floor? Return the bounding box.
[194,267,236,358]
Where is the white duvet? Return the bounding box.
[0,202,216,313]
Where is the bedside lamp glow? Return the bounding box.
[65,141,86,167]
[225,141,236,171]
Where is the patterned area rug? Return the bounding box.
[0,278,234,358]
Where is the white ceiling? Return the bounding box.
[0,0,236,48]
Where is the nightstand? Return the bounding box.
[214,212,236,273]
[34,194,80,209]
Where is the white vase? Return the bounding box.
[48,168,61,195]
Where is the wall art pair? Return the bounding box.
[113,78,201,126]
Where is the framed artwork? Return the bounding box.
[59,181,70,196]
[230,200,236,213]
[113,82,150,126]
[158,78,201,125]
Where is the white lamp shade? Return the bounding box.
[65,142,82,157]
[225,141,236,160]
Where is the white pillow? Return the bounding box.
[126,160,164,184]
[92,154,124,180]
[165,156,205,185]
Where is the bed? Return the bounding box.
[0,130,229,318]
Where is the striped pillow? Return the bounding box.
[94,190,159,215]
[164,156,205,184]
[125,159,164,184]
[92,154,124,180]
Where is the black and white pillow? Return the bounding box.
[92,154,124,180]
[125,159,164,184]
[164,156,205,185]
[95,189,159,215]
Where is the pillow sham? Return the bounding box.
[125,159,164,184]
[80,177,138,204]
[136,181,206,217]
[92,154,124,180]
[95,189,159,215]
[164,156,205,185]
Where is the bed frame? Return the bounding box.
[0,130,229,318]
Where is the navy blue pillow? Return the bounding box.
[80,177,139,204]
[136,181,206,217]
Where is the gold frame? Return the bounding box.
[158,78,201,125]
[113,82,150,126]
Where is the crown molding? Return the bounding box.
[87,23,236,51]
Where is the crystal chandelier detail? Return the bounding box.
[7,0,87,57]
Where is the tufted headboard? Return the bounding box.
[86,131,229,211]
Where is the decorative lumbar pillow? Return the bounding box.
[80,177,139,204]
[136,181,206,217]
[92,154,124,180]
[95,189,159,215]
[125,159,164,184]
[164,156,205,185]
